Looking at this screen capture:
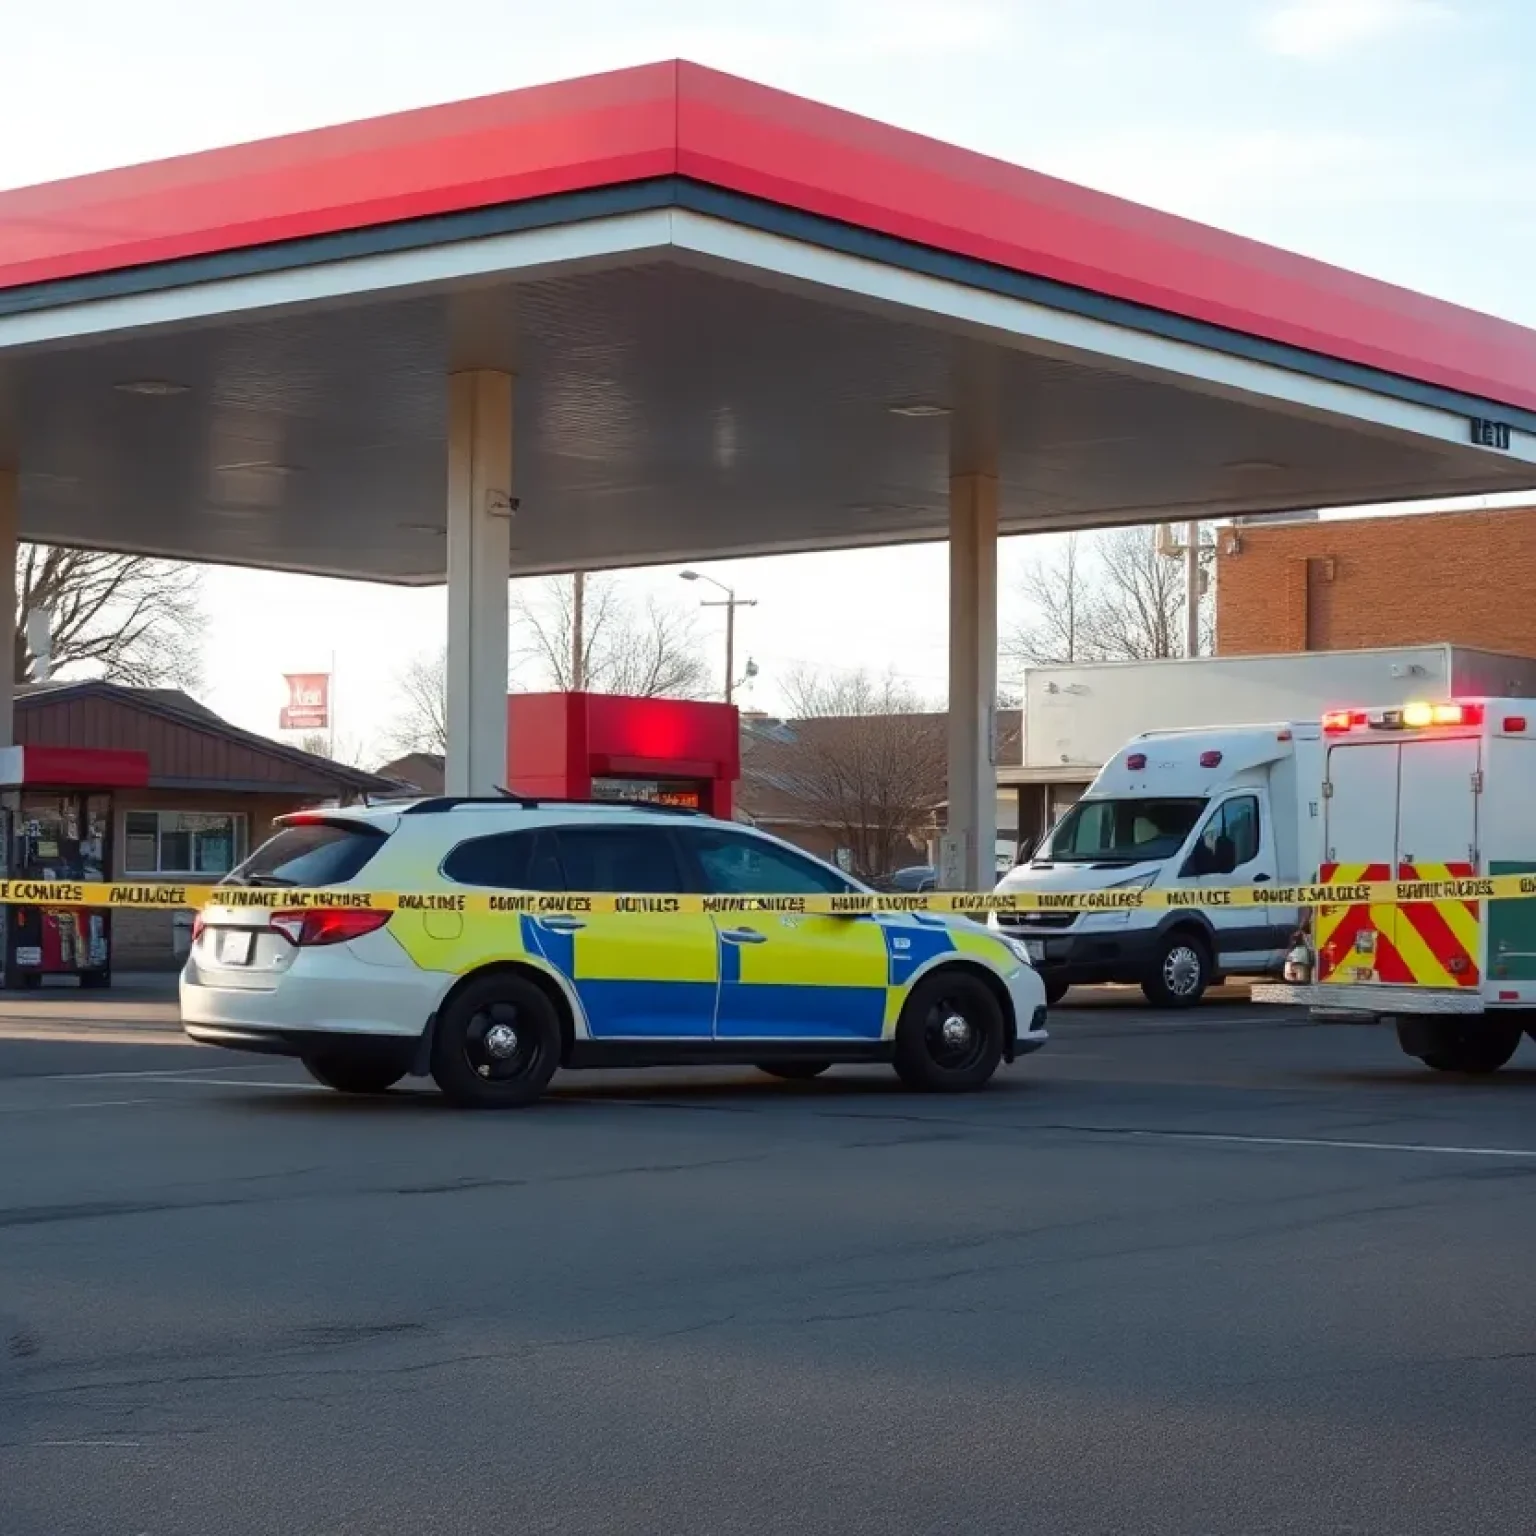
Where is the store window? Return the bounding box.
[124,811,247,877]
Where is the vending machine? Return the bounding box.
[0,746,150,989]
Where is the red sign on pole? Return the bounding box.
[280,673,330,731]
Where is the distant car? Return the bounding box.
[885,864,937,892]
[181,800,1049,1107]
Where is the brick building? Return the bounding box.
[1217,504,1536,657]
[15,682,398,968]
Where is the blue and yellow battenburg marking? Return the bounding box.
[362,896,1024,1045]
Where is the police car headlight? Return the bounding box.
[1000,936,1036,967]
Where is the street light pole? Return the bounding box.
[680,569,757,703]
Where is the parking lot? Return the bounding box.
[3,990,1535,1536]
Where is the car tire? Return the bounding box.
[755,1061,833,1081]
[1042,976,1070,1008]
[1141,931,1210,1009]
[302,1055,407,1095]
[1399,1018,1522,1075]
[893,970,1005,1093]
[430,972,562,1108]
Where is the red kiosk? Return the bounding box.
[0,744,151,988]
[507,693,739,815]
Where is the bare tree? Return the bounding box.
[14,544,204,688]
[1002,534,1091,666]
[1002,526,1215,667]
[767,668,946,880]
[510,575,711,698]
[385,647,448,757]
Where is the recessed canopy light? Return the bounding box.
[399,522,446,535]
[888,402,951,418]
[114,379,190,397]
[1222,458,1287,472]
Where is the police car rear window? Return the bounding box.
[228,820,386,888]
[442,826,684,893]
[442,830,563,890]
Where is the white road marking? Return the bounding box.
[0,1096,161,1115]
[36,1440,143,1449]
[1127,1129,1536,1160]
[44,1065,277,1080]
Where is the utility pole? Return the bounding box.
[1184,520,1201,658]
[680,570,756,703]
[571,571,585,691]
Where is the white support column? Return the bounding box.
[0,468,15,748]
[943,471,998,891]
[445,370,513,797]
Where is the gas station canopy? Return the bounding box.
[1,59,1534,584]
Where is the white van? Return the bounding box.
[992,722,1323,1006]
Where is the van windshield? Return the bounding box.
[1044,797,1205,863]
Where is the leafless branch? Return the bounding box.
[763,668,945,880]
[386,647,449,757]
[15,544,205,689]
[510,575,712,698]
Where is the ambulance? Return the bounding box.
[992,721,1323,1007]
[1253,698,1536,1074]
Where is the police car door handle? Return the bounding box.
[1254,873,1271,882]
[720,926,767,944]
[539,916,586,933]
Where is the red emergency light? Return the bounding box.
[1322,708,1366,733]
[1125,752,1147,770]
[1323,701,1484,733]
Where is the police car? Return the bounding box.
[180,797,1049,1107]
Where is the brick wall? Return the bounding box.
[1217,505,1536,657]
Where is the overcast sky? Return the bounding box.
[2,0,1531,759]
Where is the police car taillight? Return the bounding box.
[270,909,392,947]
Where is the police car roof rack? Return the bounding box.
[401,793,704,817]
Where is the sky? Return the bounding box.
[2,0,1534,761]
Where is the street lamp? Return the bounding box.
[680,569,757,704]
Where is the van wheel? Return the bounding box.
[1042,976,1070,1007]
[302,1055,407,1095]
[893,971,1005,1092]
[756,1061,832,1080]
[430,973,562,1108]
[1141,932,1210,1008]
[1399,1018,1522,1075]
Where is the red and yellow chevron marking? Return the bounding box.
[1315,862,1480,988]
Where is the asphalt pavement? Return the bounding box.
[3,988,1535,1535]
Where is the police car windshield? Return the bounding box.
[1044,797,1204,863]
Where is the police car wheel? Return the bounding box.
[893,971,1005,1093]
[302,1055,407,1095]
[755,1061,832,1080]
[431,974,562,1108]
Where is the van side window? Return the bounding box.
[1222,796,1260,867]
[1192,795,1260,875]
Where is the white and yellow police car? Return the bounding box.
[181,797,1049,1107]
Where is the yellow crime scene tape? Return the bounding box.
[0,874,1534,916]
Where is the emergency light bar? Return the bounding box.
[1322,700,1483,734]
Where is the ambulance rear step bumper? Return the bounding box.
[1252,982,1483,1017]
